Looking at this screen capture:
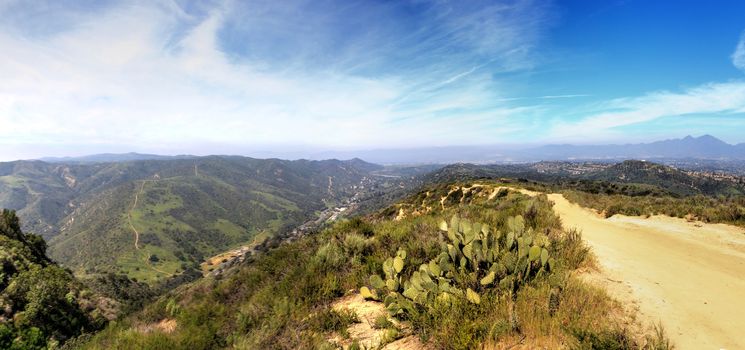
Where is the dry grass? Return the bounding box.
[134,318,177,334]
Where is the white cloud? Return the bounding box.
[733,31,745,72]
[550,81,745,141]
[542,32,745,143]
[0,1,551,160]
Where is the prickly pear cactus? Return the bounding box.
[540,248,549,267]
[529,246,541,262]
[466,288,481,304]
[363,213,555,317]
[370,274,385,289]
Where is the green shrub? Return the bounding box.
[343,232,371,256]
[313,242,345,271]
[571,328,634,350]
[554,228,591,270]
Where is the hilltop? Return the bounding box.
[4,156,741,285]
[581,160,745,196]
[3,154,743,349]
[426,159,745,197]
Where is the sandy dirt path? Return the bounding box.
[331,294,427,349]
[128,181,147,250]
[546,193,745,350]
[127,180,172,277]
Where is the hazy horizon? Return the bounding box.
[0,133,740,164]
[3,1,745,161]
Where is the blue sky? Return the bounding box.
[1,0,745,160]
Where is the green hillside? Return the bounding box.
[425,160,745,197]
[583,160,745,196]
[0,161,88,238]
[426,162,745,228]
[0,209,110,349]
[80,182,670,349]
[0,157,382,283]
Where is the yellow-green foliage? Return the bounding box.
[364,213,555,319]
[564,189,745,227]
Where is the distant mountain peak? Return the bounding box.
[527,134,742,161]
[695,134,727,143]
[673,134,723,143]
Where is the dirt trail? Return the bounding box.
[330,294,427,349]
[127,180,172,277]
[546,193,745,350]
[327,176,334,197]
[128,181,147,250]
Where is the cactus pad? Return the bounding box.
[370,274,385,289]
[466,288,481,304]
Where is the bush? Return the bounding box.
[313,242,345,272]
[554,228,591,270]
[343,233,371,256]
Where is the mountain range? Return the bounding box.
[522,135,745,161]
[253,135,745,163]
[2,150,744,348]
[27,135,745,165]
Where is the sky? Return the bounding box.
[2,0,745,160]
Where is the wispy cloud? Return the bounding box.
[2,1,743,160]
[529,26,745,144]
[534,28,745,143]
[550,81,745,141]
[538,94,590,99]
[0,0,553,160]
[733,31,745,72]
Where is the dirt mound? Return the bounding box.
[329,293,428,350]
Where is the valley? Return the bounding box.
[85,177,734,349]
[0,157,397,282]
[199,172,406,276]
[0,156,426,284]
